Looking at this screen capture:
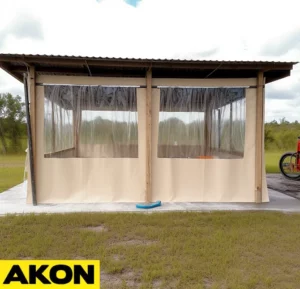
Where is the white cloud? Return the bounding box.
[0,0,299,121]
[0,69,23,96]
[0,14,43,49]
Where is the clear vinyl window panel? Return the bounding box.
[44,85,138,158]
[44,93,74,154]
[158,87,246,159]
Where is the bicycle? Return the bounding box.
[279,137,300,180]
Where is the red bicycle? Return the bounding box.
[279,137,300,180]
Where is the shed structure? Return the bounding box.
[0,54,297,204]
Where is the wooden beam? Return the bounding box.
[145,68,152,203]
[255,71,264,203]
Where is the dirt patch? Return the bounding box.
[82,225,108,233]
[112,239,157,246]
[73,256,87,260]
[203,278,213,288]
[101,270,141,288]
[167,280,180,288]
[112,254,122,261]
[153,279,163,288]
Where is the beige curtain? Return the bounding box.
[26,77,267,204]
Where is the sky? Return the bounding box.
[0,0,299,122]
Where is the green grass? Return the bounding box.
[265,151,283,174]
[0,154,26,193]
[1,212,300,288]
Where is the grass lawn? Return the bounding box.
[0,212,300,289]
[265,151,282,174]
[0,154,26,193]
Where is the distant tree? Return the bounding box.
[270,120,278,125]
[0,93,26,153]
[279,117,289,125]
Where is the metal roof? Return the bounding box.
[0,53,297,83]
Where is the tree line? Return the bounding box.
[0,93,27,154]
[265,118,300,151]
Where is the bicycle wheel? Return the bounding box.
[279,152,300,180]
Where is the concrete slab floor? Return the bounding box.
[1,181,300,215]
[267,174,300,200]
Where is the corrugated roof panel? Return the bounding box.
[0,53,297,65]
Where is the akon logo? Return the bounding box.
[0,260,100,289]
[4,264,94,284]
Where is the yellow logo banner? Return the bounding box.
[0,260,100,289]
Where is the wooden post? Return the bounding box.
[146,68,152,203]
[255,71,264,203]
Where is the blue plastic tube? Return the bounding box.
[136,200,161,209]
